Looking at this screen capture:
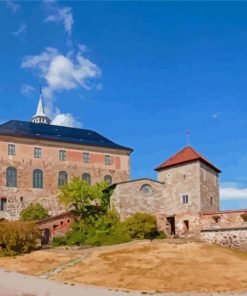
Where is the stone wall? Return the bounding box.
[201,209,247,229]
[200,162,219,212]
[200,210,247,250]
[0,135,131,219]
[110,178,202,237]
[110,178,166,220]
[201,228,247,251]
[157,161,201,216]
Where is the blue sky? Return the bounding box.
[1,1,247,210]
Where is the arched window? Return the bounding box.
[140,184,153,195]
[82,173,91,185]
[104,175,112,185]
[33,169,43,189]
[58,171,68,187]
[6,167,17,187]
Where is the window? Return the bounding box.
[0,198,7,211]
[105,155,111,165]
[104,175,112,185]
[82,173,91,185]
[58,171,68,187]
[33,169,43,189]
[8,144,15,156]
[6,167,17,187]
[212,216,221,223]
[183,220,189,232]
[34,147,42,158]
[59,150,66,161]
[182,194,189,204]
[141,184,153,195]
[210,196,214,206]
[83,152,90,163]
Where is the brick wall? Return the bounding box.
[0,135,131,219]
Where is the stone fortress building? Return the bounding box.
[0,92,132,220]
[0,92,246,249]
[111,145,247,249]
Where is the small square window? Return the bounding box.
[105,155,111,165]
[83,152,90,163]
[182,194,189,204]
[210,196,214,206]
[59,150,66,161]
[34,147,42,158]
[8,144,15,156]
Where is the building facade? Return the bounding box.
[0,95,132,220]
[111,146,221,237]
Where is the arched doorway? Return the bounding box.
[41,228,50,245]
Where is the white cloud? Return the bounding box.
[21,47,101,98]
[45,6,73,35]
[21,84,35,97]
[21,46,101,128]
[78,44,88,53]
[12,22,26,37]
[52,113,82,128]
[220,183,247,200]
[5,0,20,13]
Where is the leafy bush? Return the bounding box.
[52,236,67,247]
[20,203,49,221]
[52,211,165,247]
[0,221,41,256]
[122,213,159,240]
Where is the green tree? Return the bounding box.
[58,177,112,219]
[20,203,49,221]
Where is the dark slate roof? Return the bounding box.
[0,120,133,152]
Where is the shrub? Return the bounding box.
[20,203,49,221]
[52,211,165,247]
[52,236,67,247]
[122,213,159,240]
[0,221,41,256]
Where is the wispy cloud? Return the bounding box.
[12,22,26,38]
[44,6,73,35]
[21,84,35,97]
[212,113,219,119]
[21,46,101,127]
[5,0,20,14]
[220,182,247,200]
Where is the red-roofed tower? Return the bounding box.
[154,146,221,234]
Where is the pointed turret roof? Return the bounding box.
[155,146,221,173]
[34,94,46,117]
[32,88,51,124]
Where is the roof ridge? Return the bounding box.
[155,146,221,173]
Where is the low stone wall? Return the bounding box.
[201,227,247,251]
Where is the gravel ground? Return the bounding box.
[0,269,247,296]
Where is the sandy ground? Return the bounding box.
[0,240,247,295]
[52,240,247,293]
[0,249,78,276]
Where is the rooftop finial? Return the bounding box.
[186,129,191,146]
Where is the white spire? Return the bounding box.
[34,93,46,117]
[32,87,51,124]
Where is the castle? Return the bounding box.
[1,93,247,249]
[0,92,132,220]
